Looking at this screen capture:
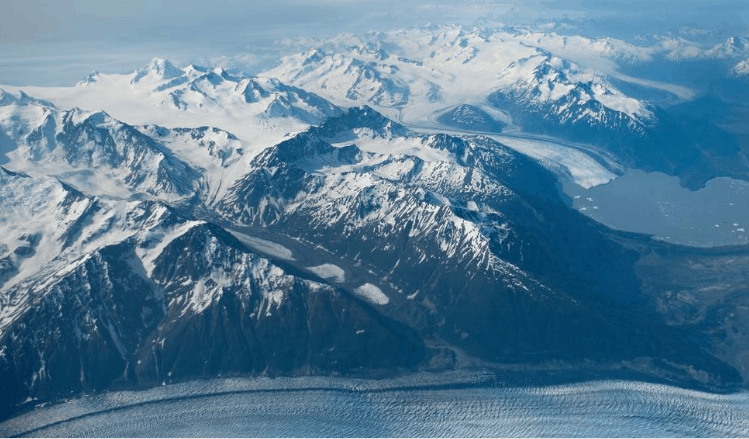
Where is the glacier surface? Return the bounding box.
[2,376,748,438]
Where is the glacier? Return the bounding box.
[1,376,748,437]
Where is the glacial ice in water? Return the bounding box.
[565,170,749,247]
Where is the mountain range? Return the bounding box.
[1,24,749,422]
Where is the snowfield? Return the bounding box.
[229,232,295,261]
[307,263,346,282]
[354,283,389,305]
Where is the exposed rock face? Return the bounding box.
[0,220,424,419]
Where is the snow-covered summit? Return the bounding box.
[267,26,657,134]
[732,58,749,77]
[0,97,200,201]
[131,58,184,83]
[0,89,55,108]
[4,60,342,149]
[495,53,652,121]
[704,36,749,60]
[650,34,749,65]
[75,71,100,87]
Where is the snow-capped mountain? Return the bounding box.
[0,91,200,200]
[0,83,329,205]
[732,58,749,77]
[266,25,661,124]
[435,104,506,133]
[641,34,749,80]
[123,58,341,126]
[0,199,424,417]
[271,30,626,125]
[704,36,749,60]
[659,35,749,62]
[126,60,341,126]
[267,26,749,188]
[215,106,738,384]
[0,167,92,294]
[488,53,653,131]
[217,107,529,293]
[1,29,748,423]
[271,47,423,110]
[11,58,341,151]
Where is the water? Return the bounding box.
[3,377,748,437]
[565,170,749,247]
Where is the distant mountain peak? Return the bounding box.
[0,88,56,108]
[706,36,749,59]
[62,107,113,127]
[76,71,100,87]
[496,53,652,121]
[131,58,184,83]
[732,58,749,77]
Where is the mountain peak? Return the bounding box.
[76,71,100,87]
[131,58,184,83]
[312,105,408,139]
[0,88,14,106]
[705,36,749,59]
[0,89,55,108]
[64,107,113,126]
[302,49,326,66]
[732,58,749,77]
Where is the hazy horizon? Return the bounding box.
[2,0,749,86]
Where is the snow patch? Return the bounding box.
[230,232,294,261]
[307,263,345,283]
[353,283,389,305]
[135,221,205,277]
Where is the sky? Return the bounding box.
[1,0,749,86]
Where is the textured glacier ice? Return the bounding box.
[2,375,748,438]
